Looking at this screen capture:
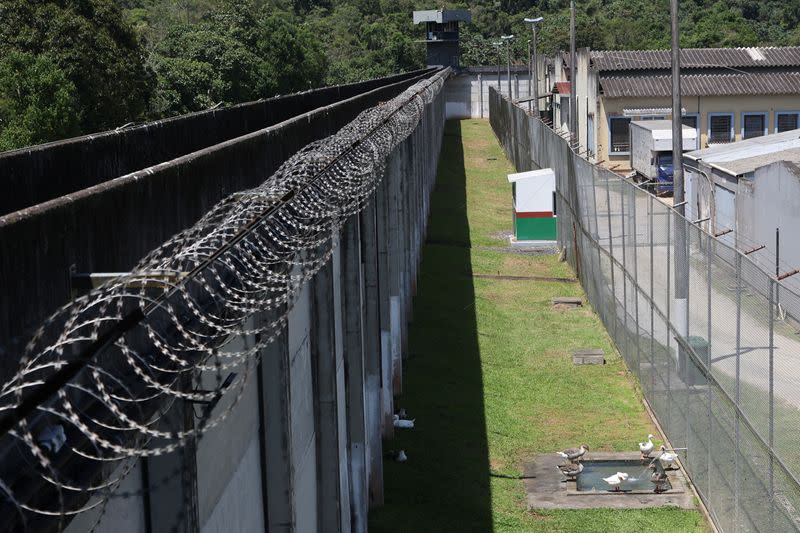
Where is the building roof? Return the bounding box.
[507,168,555,183]
[553,81,571,94]
[413,9,472,24]
[462,65,531,74]
[590,47,800,71]
[684,129,800,176]
[599,71,800,98]
[623,106,685,116]
[631,120,697,142]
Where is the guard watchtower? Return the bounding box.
[413,9,471,67]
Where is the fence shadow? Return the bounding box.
[369,120,492,531]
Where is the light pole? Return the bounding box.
[670,0,689,359]
[569,0,577,146]
[493,41,503,92]
[501,34,514,98]
[527,39,531,110]
[524,17,543,116]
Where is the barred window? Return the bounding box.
[609,116,631,154]
[743,113,766,139]
[777,112,799,133]
[709,114,733,144]
[682,115,699,150]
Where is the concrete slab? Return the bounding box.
[524,452,696,510]
[508,237,559,250]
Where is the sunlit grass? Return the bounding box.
[369,119,708,532]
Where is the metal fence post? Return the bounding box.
[707,230,713,502]
[592,176,604,321]
[776,227,780,314]
[684,220,691,453]
[621,184,628,357]
[649,195,655,395]
[735,252,742,529]
[769,277,775,532]
[666,209,672,433]
[631,184,640,376]
[605,176,617,340]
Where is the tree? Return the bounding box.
[255,12,328,93]
[683,1,758,48]
[150,2,327,117]
[0,51,80,151]
[0,0,155,132]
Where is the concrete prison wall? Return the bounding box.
[445,67,532,119]
[61,70,445,533]
[0,68,435,217]
[0,70,435,363]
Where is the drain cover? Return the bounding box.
[573,349,605,365]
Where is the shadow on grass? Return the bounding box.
[369,120,492,531]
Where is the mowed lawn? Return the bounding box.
[368,119,708,532]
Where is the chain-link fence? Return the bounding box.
[490,87,800,532]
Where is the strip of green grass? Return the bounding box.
[369,119,707,532]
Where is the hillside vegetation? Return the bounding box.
[1,0,799,150]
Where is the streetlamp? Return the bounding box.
[493,41,503,92]
[569,0,577,145]
[524,17,544,116]
[501,34,514,98]
[527,39,531,110]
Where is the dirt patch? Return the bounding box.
[466,156,490,170]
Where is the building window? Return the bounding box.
[682,114,700,150]
[708,113,733,144]
[742,112,767,139]
[776,112,800,133]
[641,115,665,120]
[609,116,631,154]
[560,96,570,131]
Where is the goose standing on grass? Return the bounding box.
[602,472,629,492]
[638,434,655,460]
[654,445,678,469]
[557,444,589,464]
[649,464,669,493]
[556,462,584,480]
[393,414,415,428]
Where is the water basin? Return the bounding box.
[575,459,672,492]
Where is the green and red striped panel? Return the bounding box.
[513,210,557,241]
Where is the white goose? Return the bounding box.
[638,434,655,459]
[654,445,678,469]
[602,472,629,492]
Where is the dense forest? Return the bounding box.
[1,0,799,150]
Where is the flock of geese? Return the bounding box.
[555,434,679,493]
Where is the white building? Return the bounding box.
[683,129,800,294]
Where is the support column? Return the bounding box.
[374,177,394,437]
[259,315,295,533]
[359,199,385,506]
[341,215,368,532]
[478,74,484,119]
[386,144,404,396]
[145,394,199,533]
[311,234,350,533]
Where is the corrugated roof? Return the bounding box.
[685,129,800,176]
[590,47,800,71]
[719,148,800,175]
[600,72,800,97]
[553,81,571,94]
[413,9,472,24]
